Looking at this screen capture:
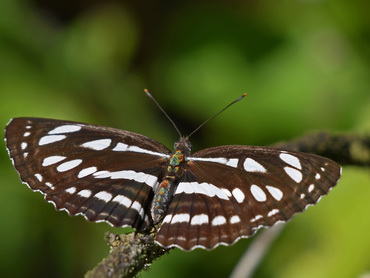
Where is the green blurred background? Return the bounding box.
[1,0,369,277]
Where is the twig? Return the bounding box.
[273,132,370,166]
[85,230,168,278]
[229,224,284,278]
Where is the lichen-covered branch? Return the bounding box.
[273,132,370,166]
[85,229,168,278]
[85,131,370,278]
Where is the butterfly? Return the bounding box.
[4,94,341,251]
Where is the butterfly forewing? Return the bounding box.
[155,145,341,250]
[5,118,170,230]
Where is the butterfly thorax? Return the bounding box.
[150,137,191,224]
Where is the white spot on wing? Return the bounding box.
[39,135,66,145]
[266,185,283,201]
[230,215,241,224]
[172,213,190,224]
[162,214,172,224]
[45,182,53,189]
[66,187,76,194]
[189,157,238,168]
[48,125,81,134]
[175,182,229,200]
[212,215,227,226]
[250,185,266,202]
[93,170,110,176]
[112,142,129,151]
[23,132,30,137]
[221,188,232,197]
[78,167,97,178]
[34,173,42,182]
[94,191,113,202]
[131,201,144,218]
[129,145,168,157]
[93,170,158,188]
[21,142,27,150]
[315,173,321,180]
[56,159,82,172]
[284,167,303,183]
[113,142,169,157]
[250,215,263,222]
[190,214,209,225]
[78,189,92,198]
[112,195,132,208]
[267,209,279,217]
[42,155,66,166]
[243,158,267,173]
[279,153,302,169]
[308,184,315,192]
[82,139,112,150]
[232,188,245,203]
[227,158,239,167]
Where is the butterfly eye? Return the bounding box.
[174,141,179,149]
[185,140,192,151]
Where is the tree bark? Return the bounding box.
[85,229,168,278]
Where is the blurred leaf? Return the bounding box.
[0,0,369,277]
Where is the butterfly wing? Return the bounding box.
[5,118,342,250]
[5,117,171,230]
[155,145,341,250]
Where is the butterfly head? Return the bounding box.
[174,137,192,155]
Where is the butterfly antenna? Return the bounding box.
[144,89,182,138]
[187,93,247,138]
